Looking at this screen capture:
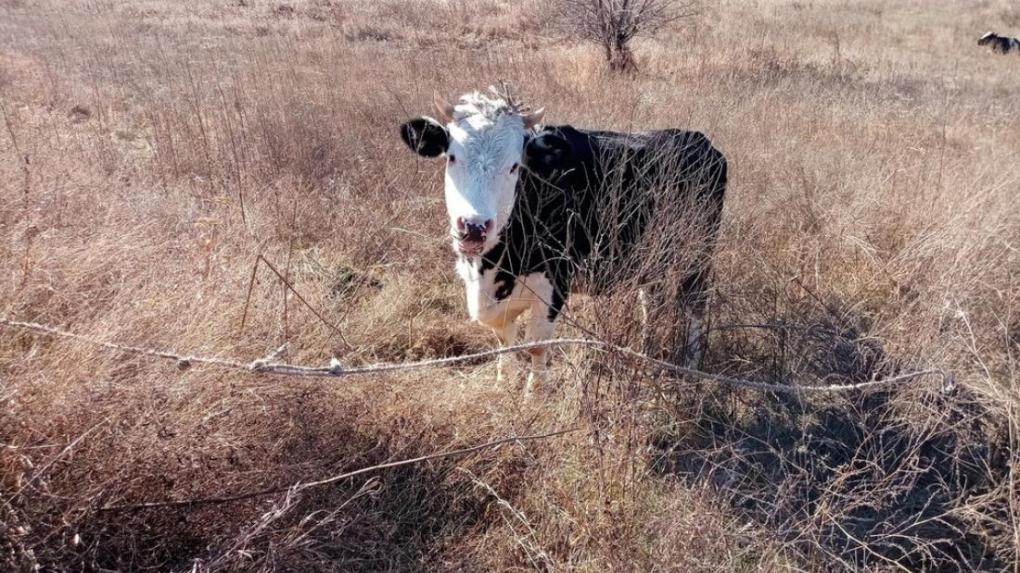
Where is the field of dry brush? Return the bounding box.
[2,0,1019,570]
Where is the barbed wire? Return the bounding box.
[0,316,956,395]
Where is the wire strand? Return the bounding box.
[0,316,955,395]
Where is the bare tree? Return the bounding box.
[557,0,698,72]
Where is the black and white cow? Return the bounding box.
[400,91,727,391]
[978,32,1020,54]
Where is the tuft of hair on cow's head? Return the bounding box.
[398,89,549,257]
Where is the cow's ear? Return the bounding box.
[400,117,448,158]
[523,132,573,177]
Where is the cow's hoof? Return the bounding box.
[498,357,526,388]
[523,370,548,397]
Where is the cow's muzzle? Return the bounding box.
[454,217,493,256]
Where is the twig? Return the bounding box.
[98,427,580,512]
[0,316,955,395]
[239,250,262,333]
[257,254,351,349]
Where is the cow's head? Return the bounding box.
[400,91,563,257]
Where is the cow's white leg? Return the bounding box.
[479,312,521,384]
[638,287,651,354]
[516,274,558,394]
[463,263,558,391]
[522,302,557,394]
[685,308,705,368]
[679,265,710,368]
[460,258,525,384]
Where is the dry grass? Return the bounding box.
[2,0,1019,570]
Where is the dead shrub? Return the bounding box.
[555,0,699,71]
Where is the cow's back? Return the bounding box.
[505,125,726,294]
[561,127,727,290]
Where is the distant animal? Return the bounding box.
[399,90,727,392]
[978,32,1020,54]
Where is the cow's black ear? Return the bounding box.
[400,117,448,158]
[523,132,573,177]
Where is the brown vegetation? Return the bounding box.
[2,0,1019,571]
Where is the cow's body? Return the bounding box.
[400,92,727,391]
[979,32,1020,54]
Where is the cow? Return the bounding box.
[399,91,727,393]
[978,32,1020,54]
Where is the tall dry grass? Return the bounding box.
[2,0,1019,570]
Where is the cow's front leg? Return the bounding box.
[522,296,560,395]
[519,273,566,394]
[638,287,652,355]
[679,266,711,368]
[522,303,555,394]
[479,313,520,384]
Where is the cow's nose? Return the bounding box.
[456,218,493,241]
[464,223,485,242]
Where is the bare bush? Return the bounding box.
[555,0,698,71]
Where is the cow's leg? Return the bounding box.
[677,153,725,369]
[522,299,557,394]
[685,307,706,367]
[519,273,563,394]
[478,307,525,384]
[637,283,669,357]
[462,259,529,385]
[678,265,710,368]
[638,287,652,355]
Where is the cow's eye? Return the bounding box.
[448,154,456,164]
[509,163,519,174]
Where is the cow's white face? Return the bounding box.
[400,92,544,257]
[442,112,526,255]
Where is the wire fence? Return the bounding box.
[0,316,956,396]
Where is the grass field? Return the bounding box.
[2,0,1019,570]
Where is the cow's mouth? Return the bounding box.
[451,218,492,257]
[456,238,486,256]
